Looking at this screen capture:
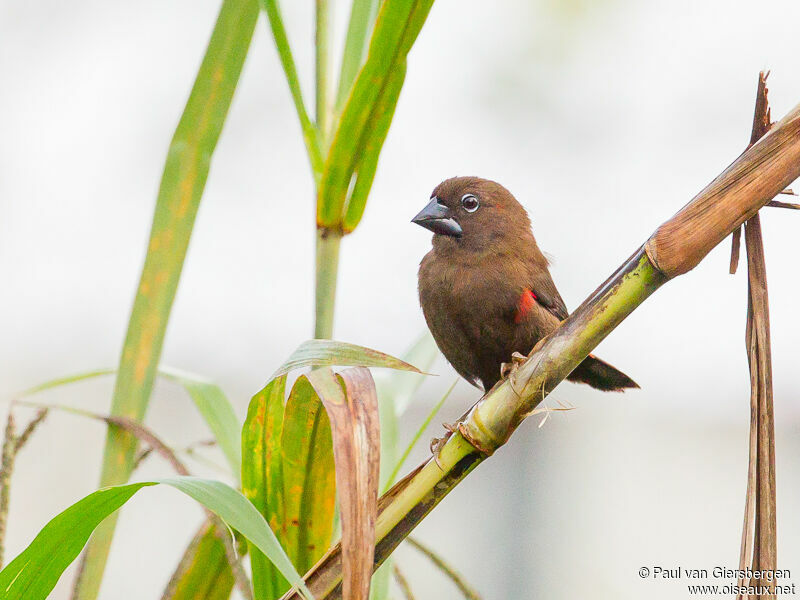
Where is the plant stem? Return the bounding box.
[314,228,342,339]
[280,97,800,600]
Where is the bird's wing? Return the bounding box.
[528,270,569,321]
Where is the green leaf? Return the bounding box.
[242,376,289,600]
[369,560,392,600]
[160,367,242,480]
[76,1,260,597]
[261,0,324,178]
[16,368,116,397]
[335,0,380,113]
[18,367,242,480]
[317,0,435,228]
[271,339,423,381]
[281,376,336,574]
[0,477,313,600]
[341,62,405,232]
[161,521,236,600]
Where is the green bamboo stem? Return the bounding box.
[71,2,259,598]
[314,228,342,339]
[280,98,800,600]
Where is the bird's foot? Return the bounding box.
[500,351,527,382]
[429,421,459,469]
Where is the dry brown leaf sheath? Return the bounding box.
[735,71,778,600]
[308,367,380,600]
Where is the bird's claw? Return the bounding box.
[500,351,527,382]
[430,421,459,469]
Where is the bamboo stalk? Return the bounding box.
[314,228,342,339]
[280,95,800,599]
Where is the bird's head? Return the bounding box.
[411,176,532,252]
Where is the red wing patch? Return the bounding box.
[514,289,538,323]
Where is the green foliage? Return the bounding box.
[242,375,337,600]
[261,0,324,178]
[281,378,336,575]
[160,367,242,480]
[317,0,435,231]
[8,0,441,597]
[243,377,290,600]
[271,339,423,380]
[162,522,236,600]
[75,1,260,597]
[17,367,242,480]
[0,478,312,600]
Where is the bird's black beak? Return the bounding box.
[411,197,462,238]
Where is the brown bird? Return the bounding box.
[412,176,638,393]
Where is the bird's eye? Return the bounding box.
[461,194,479,213]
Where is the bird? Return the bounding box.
[412,176,638,394]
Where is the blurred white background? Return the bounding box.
[2,0,800,598]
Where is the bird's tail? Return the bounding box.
[567,354,639,392]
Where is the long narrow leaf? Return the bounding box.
[317,0,435,228]
[335,0,380,113]
[16,369,116,397]
[261,0,324,177]
[75,2,260,597]
[243,376,290,600]
[0,478,313,600]
[342,62,405,232]
[161,521,236,600]
[281,377,336,574]
[19,367,241,478]
[161,367,242,479]
[271,339,423,380]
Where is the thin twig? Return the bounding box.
[14,408,47,452]
[0,407,49,569]
[0,413,16,570]
[133,447,154,470]
[393,563,416,600]
[406,537,483,600]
